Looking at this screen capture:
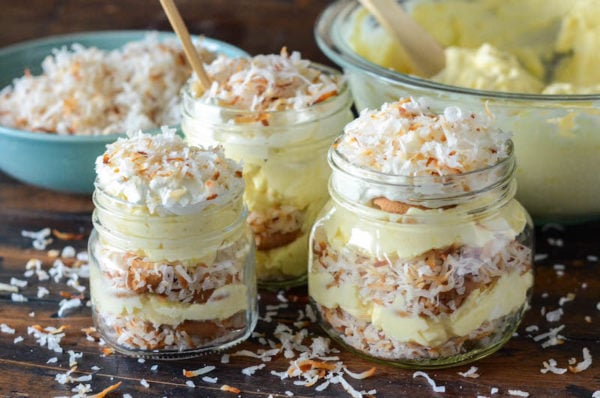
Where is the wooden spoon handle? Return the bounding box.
[160,0,212,90]
[359,0,445,77]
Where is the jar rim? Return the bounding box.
[329,138,515,188]
[327,138,517,217]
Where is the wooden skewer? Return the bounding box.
[358,0,445,77]
[159,0,211,90]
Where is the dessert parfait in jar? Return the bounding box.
[181,48,353,288]
[308,98,534,368]
[88,127,257,359]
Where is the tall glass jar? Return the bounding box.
[181,64,354,288]
[88,186,257,359]
[308,141,534,368]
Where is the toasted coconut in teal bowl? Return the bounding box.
[0,30,248,194]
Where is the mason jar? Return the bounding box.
[181,64,353,288]
[88,186,257,359]
[308,140,534,368]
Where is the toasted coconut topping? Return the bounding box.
[0,33,214,135]
[198,48,341,112]
[96,127,243,215]
[335,97,511,176]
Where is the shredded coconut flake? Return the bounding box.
[558,293,576,306]
[0,282,19,293]
[27,325,66,353]
[21,228,53,250]
[540,359,567,375]
[183,365,216,377]
[533,324,566,348]
[568,347,592,373]
[508,389,529,397]
[241,364,266,376]
[10,277,28,288]
[458,366,480,378]
[412,371,445,393]
[68,350,83,367]
[0,324,16,334]
[545,308,564,323]
[57,298,82,317]
[11,293,28,302]
[37,286,50,298]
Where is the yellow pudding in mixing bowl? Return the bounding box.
[315,0,600,222]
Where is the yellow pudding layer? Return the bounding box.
[90,264,248,326]
[322,196,528,260]
[230,141,331,281]
[255,232,310,280]
[94,194,247,264]
[233,143,330,214]
[309,269,532,347]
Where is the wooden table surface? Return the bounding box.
[1,1,599,397]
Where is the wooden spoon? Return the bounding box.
[358,0,445,77]
[159,0,211,91]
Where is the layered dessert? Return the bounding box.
[308,98,534,364]
[182,49,353,286]
[90,127,256,356]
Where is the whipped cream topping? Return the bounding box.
[335,97,511,176]
[196,48,340,112]
[95,127,243,215]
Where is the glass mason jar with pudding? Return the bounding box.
[88,129,257,359]
[308,98,534,368]
[181,51,354,288]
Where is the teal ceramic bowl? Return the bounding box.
[0,30,247,194]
